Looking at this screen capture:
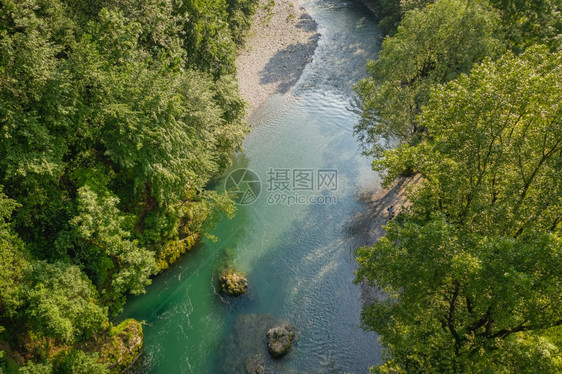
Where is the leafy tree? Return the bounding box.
[357,217,562,373]
[355,0,503,158]
[177,0,239,76]
[488,0,562,51]
[226,0,258,45]
[18,361,52,374]
[357,46,562,373]
[52,350,108,374]
[362,0,434,34]
[0,0,77,256]
[0,0,253,368]
[377,46,562,236]
[57,186,157,313]
[0,190,28,320]
[23,261,107,344]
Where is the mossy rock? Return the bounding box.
[219,269,248,296]
[156,232,202,272]
[100,319,143,373]
[266,324,295,357]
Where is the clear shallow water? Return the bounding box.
[119,1,383,373]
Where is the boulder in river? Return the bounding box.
[217,314,299,372]
[219,269,248,296]
[266,324,296,357]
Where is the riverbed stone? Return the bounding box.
[266,324,296,357]
[219,269,248,296]
[245,355,266,374]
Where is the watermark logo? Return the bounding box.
[266,168,338,192]
[226,168,338,205]
[225,168,261,205]
[266,192,337,206]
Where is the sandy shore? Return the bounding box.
[236,0,320,116]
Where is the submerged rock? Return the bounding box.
[245,354,266,374]
[219,269,248,296]
[266,324,296,357]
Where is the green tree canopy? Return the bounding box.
[0,0,256,368]
[357,46,562,373]
[355,0,503,158]
[0,190,28,320]
[488,0,562,51]
[378,46,562,236]
[357,217,562,373]
[23,261,107,344]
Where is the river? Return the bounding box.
[119,1,383,372]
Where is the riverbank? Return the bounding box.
[236,0,320,116]
[355,174,423,304]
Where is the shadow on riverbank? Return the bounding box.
[259,33,320,95]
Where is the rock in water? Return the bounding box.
[245,355,266,374]
[217,314,300,372]
[219,269,248,296]
[266,324,296,357]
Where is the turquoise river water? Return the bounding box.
[119,1,384,372]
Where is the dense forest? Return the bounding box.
[355,0,561,373]
[0,0,257,372]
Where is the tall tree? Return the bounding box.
[377,45,562,236]
[354,0,503,158]
[23,261,108,345]
[357,46,562,373]
[488,0,562,51]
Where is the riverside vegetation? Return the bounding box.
[355,0,561,373]
[0,0,258,372]
[1,0,560,373]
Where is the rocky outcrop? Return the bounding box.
[100,319,143,373]
[219,269,249,296]
[266,324,296,357]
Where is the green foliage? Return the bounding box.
[488,0,562,51]
[0,0,76,255]
[52,350,108,374]
[58,186,157,313]
[98,319,143,374]
[18,361,52,374]
[226,0,258,45]
[361,0,434,35]
[12,348,109,374]
[358,46,562,373]
[355,0,503,158]
[377,46,562,236]
[358,217,562,373]
[0,0,253,368]
[0,190,28,319]
[177,0,238,76]
[23,261,107,344]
